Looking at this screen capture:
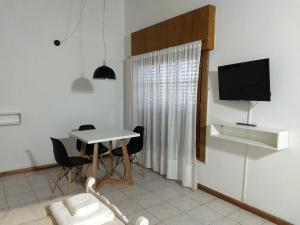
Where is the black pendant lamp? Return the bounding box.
[93,0,116,80]
[93,61,116,79]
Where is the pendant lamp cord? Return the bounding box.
[61,0,87,43]
[102,0,107,65]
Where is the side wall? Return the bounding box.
[125,0,300,223]
[0,0,125,171]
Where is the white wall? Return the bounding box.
[0,0,125,171]
[125,0,300,223]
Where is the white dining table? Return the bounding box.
[70,127,140,189]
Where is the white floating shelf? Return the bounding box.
[0,112,22,126]
[210,122,289,151]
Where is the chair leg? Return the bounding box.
[99,155,109,174]
[79,166,88,179]
[75,167,81,182]
[108,141,114,176]
[115,156,122,168]
[82,164,89,178]
[135,156,144,177]
[66,169,72,195]
[52,168,64,193]
[130,154,144,177]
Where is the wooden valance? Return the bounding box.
[131,5,215,56]
[131,5,216,162]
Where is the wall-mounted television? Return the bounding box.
[218,58,271,101]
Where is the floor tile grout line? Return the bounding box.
[125,183,203,224]
[125,191,173,224]
[203,197,240,216]
[3,173,34,209]
[206,212,240,225]
[144,201,180,221]
[185,204,225,225]
[24,171,40,203]
[0,178,9,211]
[159,189,239,225]
[27,172,52,190]
[223,209,247,225]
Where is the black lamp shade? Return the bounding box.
[93,65,116,79]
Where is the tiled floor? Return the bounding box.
[0,164,274,225]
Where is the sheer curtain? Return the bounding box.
[131,41,202,189]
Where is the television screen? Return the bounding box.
[218,58,271,101]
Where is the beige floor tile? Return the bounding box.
[128,210,161,225]
[100,183,129,191]
[30,179,52,191]
[98,184,119,194]
[228,209,267,225]
[0,189,5,198]
[144,171,163,180]
[27,175,49,184]
[2,173,26,181]
[211,217,241,225]
[0,197,8,211]
[54,179,85,195]
[133,169,156,180]
[147,202,182,221]
[69,186,85,195]
[120,185,148,198]
[164,213,200,225]
[168,195,200,212]
[139,180,167,192]
[153,177,177,188]
[187,190,216,204]
[134,175,155,184]
[152,187,184,201]
[117,199,144,216]
[206,199,239,216]
[167,183,192,195]
[0,180,3,190]
[5,184,32,196]
[25,171,49,181]
[187,205,223,225]
[262,221,277,225]
[3,176,28,188]
[7,192,38,209]
[132,192,164,208]
[47,171,60,181]
[102,190,129,204]
[34,187,62,202]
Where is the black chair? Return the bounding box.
[112,126,145,176]
[50,137,92,194]
[76,124,109,171]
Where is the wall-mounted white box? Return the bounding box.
[0,112,22,126]
[210,122,289,151]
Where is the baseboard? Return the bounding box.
[198,184,293,225]
[0,163,58,177]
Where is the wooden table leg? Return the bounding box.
[93,143,99,179]
[121,139,133,184]
[79,142,88,180]
[108,141,114,175]
[94,139,134,189]
[80,142,86,157]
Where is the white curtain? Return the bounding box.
[131,41,202,189]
